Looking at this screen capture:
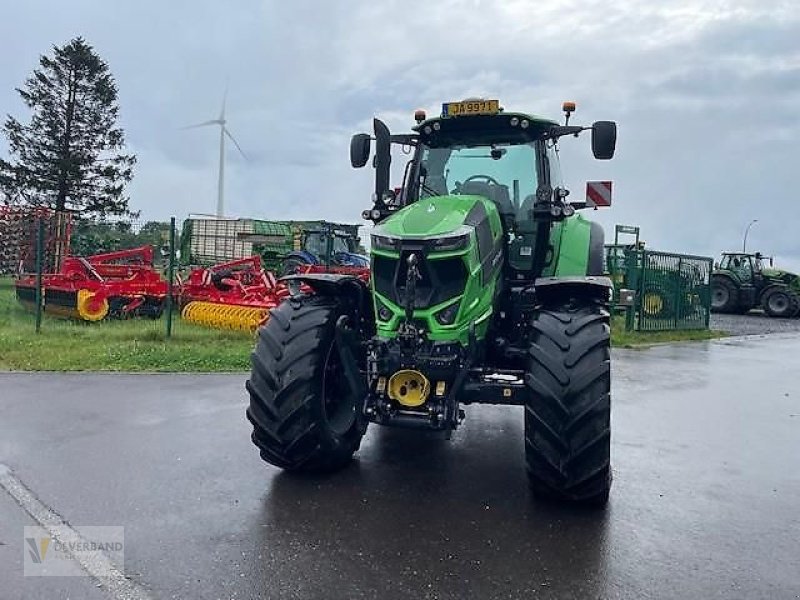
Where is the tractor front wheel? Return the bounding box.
[246,295,366,472]
[525,303,611,506]
[762,288,800,319]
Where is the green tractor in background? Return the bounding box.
[246,99,617,505]
[711,252,800,318]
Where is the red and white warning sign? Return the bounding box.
[586,181,613,207]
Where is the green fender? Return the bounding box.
[545,215,605,277]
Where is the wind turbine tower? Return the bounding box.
[183,91,247,217]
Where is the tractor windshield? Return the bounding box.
[419,142,540,220]
[304,233,351,256]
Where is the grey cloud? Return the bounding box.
[1,0,799,270]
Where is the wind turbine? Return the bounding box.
[183,90,247,217]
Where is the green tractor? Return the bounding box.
[246,99,617,505]
[711,252,800,318]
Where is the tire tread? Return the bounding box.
[525,303,612,506]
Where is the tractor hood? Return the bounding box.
[763,268,790,278]
[763,268,800,289]
[376,195,491,238]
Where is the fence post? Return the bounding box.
[674,257,683,330]
[635,250,646,331]
[34,218,45,334]
[165,216,176,339]
[704,258,712,330]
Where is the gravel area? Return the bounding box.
[710,311,800,336]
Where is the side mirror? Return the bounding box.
[350,133,371,168]
[591,121,617,160]
[373,118,392,200]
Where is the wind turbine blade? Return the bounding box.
[181,119,220,130]
[224,128,247,160]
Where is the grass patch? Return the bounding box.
[610,315,725,348]
[0,277,253,372]
[0,277,725,371]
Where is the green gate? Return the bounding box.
[626,250,713,331]
[604,233,713,331]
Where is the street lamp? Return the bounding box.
[743,219,758,253]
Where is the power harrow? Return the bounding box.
[179,257,288,332]
[178,257,370,332]
[15,246,168,321]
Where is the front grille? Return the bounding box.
[373,250,468,309]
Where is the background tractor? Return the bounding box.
[711,252,800,318]
[246,99,617,505]
[278,221,368,276]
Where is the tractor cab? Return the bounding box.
[301,225,360,262]
[718,252,771,284]
[353,100,616,289]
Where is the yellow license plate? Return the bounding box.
[442,99,500,117]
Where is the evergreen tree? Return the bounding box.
[2,37,136,216]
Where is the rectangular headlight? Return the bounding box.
[371,234,399,251]
[435,300,460,325]
[431,233,469,253]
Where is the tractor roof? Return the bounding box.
[414,106,558,148]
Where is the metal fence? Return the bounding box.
[0,206,71,274]
[7,213,181,337]
[606,246,713,331]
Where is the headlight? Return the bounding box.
[375,297,393,322]
[431,233,469,252]
[435,301,460,325]
[371,234,399,251]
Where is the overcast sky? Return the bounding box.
[2,0,799,269]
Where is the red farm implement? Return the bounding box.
[179,256,289,332]
[295,263,370,282]
[15,245,168,321]
[178,257,369,332]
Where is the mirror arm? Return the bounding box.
[546,125,591,140]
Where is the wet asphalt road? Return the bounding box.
[1,335,799,600]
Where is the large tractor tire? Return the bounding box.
[525,303,611,506]
[710,276,739,313]
[762,288,800,319]
[246,295,366,472]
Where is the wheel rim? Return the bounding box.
[712,286,729,308]
[321,340,356,435]
[768,294,788,313]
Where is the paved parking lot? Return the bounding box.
[1,334,799,599]
[711,311,800,337]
